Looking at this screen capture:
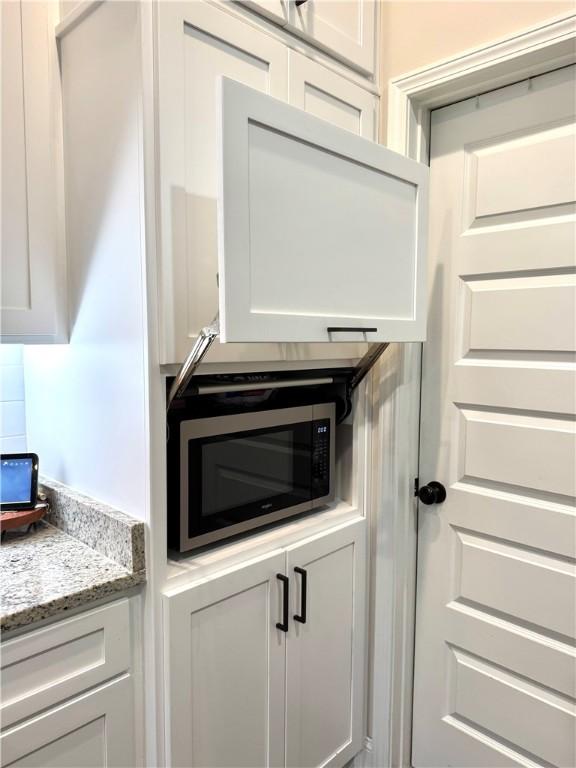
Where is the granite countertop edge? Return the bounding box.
[1,480,147,634]
[1,551,146,633]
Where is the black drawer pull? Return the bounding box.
[327,326,378,334]
[276,574,289,632]
[294,567,307,624]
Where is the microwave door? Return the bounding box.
[188,422,313,539]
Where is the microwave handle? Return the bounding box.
[276,574,289,632]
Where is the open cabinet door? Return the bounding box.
[217,77,428,344]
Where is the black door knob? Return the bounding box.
[418,481,446,505]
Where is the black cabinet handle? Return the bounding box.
[294,567,307,624]
[327,326,378,334]
[276,574,289,632]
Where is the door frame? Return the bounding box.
[369,13,576,768]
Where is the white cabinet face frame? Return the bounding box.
[217,77,428,344]
[288,51,377,139]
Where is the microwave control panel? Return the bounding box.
[312,419,331,498]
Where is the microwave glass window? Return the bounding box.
[201,430,300,517]
[187,421,314,539]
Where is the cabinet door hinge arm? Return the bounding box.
[349,342,390,391]
[167,318,391,414]
[167,313,220,411]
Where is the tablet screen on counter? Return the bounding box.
[0,453,39,510]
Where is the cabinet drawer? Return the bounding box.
[1,600,130,729]
[0,675,134,768]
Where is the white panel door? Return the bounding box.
[157,1,288,365]
[413,66,576,767]
[0,677,134,768]
[218,78,428,344]
[164,551,286,768]
[289,51,377,139]
[285,519,366,768]
[287,0,375,75]
[1,1,66,343]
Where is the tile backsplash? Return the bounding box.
[0,345,27,452]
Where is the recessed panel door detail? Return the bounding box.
[1,1,65,342]
[0,677,134,768]
[218,78,427,344]
[164,551,286,768]
[413,66,576,768]
[285,520,366,768]
[288,52,377,140]
[287,0,375,75]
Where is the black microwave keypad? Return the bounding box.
[312,419,330,497]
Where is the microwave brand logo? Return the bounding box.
[261,503,273,510]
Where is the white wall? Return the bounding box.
[379,0,575,139]
[24,2,149,521]
[0,346,27,452]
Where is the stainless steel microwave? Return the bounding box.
[168,403,335,552]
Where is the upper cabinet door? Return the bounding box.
[1,1,66,343]
[287,0,376,75]
[217,78,428,344]
[156,2,288,364]
[289,52,377,139]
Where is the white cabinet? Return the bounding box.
[288,0,376,75]
[285,523,366,768]
[289,52,376,139]
[156,1,382,364]
[57,0,426,358]
[240,0,376,75]
[164,519,366,768]
[157,1,288,365]
[1,678,133,768]
[0,600,134,768]
[165,550,286,767]
[218,78,427,344]
[1,1,66,343]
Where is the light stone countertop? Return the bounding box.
[1,479,146,633]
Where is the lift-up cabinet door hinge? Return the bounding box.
[167,78,429,408]
[167,324,390,412]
